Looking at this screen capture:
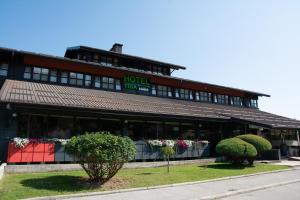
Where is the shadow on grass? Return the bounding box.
[135,172,153,175]
[199,163,248,170]
[20,175,93,192]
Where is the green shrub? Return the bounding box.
[236,134,272,154]
[65,132,136,184]
[216,138,257,165]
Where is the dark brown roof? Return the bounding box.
[0,80,299,129]
[0,46,270,97]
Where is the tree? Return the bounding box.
[161,146,175,173]
[65,132,136,185]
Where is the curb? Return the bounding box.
[199,178,300,200]
[23,167,300,200]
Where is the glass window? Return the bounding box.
[94,76,101,88]
[100,56,107,66]
[33,67,41,80]
[106,57,112,67]
[189,91,194,100]
[180,89,190,99]
[32,67,49,81]
[175,89,180,98]
[151,85,157,95]
[157,85,167,97]
[216,94,228,104]
[85,75,91,87]
[0,63,8,76]
[250,99,258,108]
[61,72,68,84]
[50,70,57,82]
[168,87,172,97]
[41,68,49,81]
[232,97,242,106]
[108,77,114,89]
[69,72,83,86]
[23,67,32,79]
[102,77,114,90]
[157,67,162,75]
[200,92,208,102]
[116,79,121,90]
[152,66,158,74]
[195,92,200,101]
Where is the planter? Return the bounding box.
[7,141,55,163]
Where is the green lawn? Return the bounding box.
[0,163,288,200]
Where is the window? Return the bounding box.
[116,79,121,90]
[200,92,209,102]
[231,97,242,106]
[217,94,225,104]
[195,92,200,101]
[23,67,32,79]
[69,72,83,86]
[94,76,101,88]
[175,89,180,98]
[0,63,8,76]
[33,67,49,81]
[102,77,114,90]
[85,75,91,87]
[151,85,157,95]
[167,87,172,97]
[180,89,190,100]
[61,72,68,84]
[93,54,99,63]
[106,57,112,67]
[152,66,158,74]
[157,85,168,97]
[189,91,194,100]
[50,70,57,82]
[250,99,258,108]
[157,67,162,75]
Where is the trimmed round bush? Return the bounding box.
[216,138,257,164]
[65,132,136,184]
[236,134,272,154]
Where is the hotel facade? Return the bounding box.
[0,44,299,163]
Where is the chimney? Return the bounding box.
[110,43,123,54]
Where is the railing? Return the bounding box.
[6,140,210,163]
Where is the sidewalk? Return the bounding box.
[26,167,300,200]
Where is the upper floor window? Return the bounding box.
[50,70,57,82]
[85,75,91,87]
[116,79,121,91]
[180,89,190,100]
[151,85,157,95]
[167,87,172,97]
[250,99,258,108]
[69,72,83,86]
[216,94,228,104]
[61,72,68,84]
[33,67,49,81]
[175,89,180,98]
[100,56,112,67]
[0,63,8,77]
[102,77,114,90]
[157,85,168,97]
[94,76,101,88]
[231,97,242,106]
[24,67,32,79]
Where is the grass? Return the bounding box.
[0,163,288,200]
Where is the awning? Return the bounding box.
[0,80,299,129]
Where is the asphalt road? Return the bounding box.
[69,168,300,200]
[221,181,300,200]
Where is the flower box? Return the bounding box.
[7,140,55,163]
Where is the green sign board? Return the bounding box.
[124,75,151,92]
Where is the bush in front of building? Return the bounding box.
[65,132,136,185]
[236,134,272,154]
[216,138,257,165]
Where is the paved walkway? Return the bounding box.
[66,168,300,200]
[221,181,300,200]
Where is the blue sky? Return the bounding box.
[1,0,300,119]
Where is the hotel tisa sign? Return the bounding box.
[124,75,151,92]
